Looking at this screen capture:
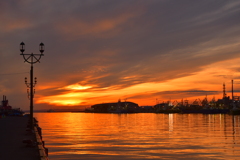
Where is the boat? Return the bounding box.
[0,95,24,116]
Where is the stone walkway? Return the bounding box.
[0,116,40,160]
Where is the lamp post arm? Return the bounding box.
[21,54,31,63]
[33,55,43,63]
[21,53,44,64]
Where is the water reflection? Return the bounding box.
[35,113,240,160]
[168,114,173,132]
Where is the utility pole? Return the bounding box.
[232,79,234,101]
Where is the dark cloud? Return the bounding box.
[1,0,240,109]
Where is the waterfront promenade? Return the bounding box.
[0,116,40,160]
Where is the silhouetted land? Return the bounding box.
[0,116,40,160]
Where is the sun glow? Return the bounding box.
[36,92,90,106]
[37,98,83,106]
[36,58,240,107]
[63,84,92,90]
[50,100,81,106]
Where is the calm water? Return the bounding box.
[34,113,240,160]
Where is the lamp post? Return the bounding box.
[20,42,45,129]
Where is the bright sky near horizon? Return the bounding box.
[1,0,240,111]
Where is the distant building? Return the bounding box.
[91,100,139,113]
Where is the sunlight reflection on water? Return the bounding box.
[34,113,240,160]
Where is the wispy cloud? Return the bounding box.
[1,0,240,110]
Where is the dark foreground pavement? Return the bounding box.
[0,116,40,160]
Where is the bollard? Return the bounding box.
[45,148,48,156]
[37,127,42,136]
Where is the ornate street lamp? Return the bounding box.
[20,42,45,129]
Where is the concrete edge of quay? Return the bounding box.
[33,117,49,160]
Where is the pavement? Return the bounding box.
[0,116,40,160]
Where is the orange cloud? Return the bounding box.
[35,57,240,108]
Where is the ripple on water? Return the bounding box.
[35,113,240,160]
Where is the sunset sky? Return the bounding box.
[1,0,240,111]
